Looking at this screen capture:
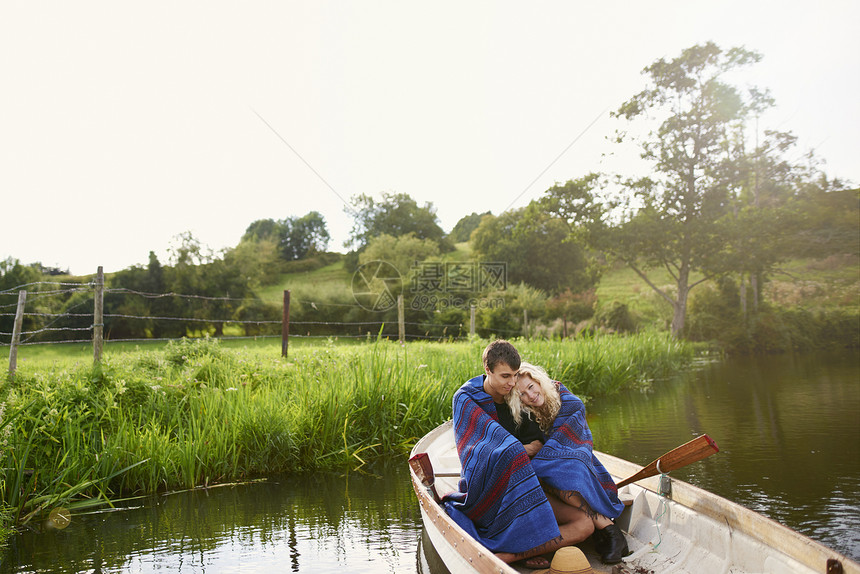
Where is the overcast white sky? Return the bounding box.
[2,1,858,276]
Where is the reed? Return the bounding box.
[0,334,694,530]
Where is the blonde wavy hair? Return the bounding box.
[506,362,561,434]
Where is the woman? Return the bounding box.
[507,362,629,565]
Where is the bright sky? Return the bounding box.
[2,1,858,276]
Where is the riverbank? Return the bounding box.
[0,333,694,538]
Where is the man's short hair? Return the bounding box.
[482,339,521,373]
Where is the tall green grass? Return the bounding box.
[0,333,694,531]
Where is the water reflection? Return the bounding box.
[1,467,423,574]
[416,529,450,574]
[587,350,860,562]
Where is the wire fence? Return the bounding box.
[2,278,525,353]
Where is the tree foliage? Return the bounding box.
[788,186,858,259]
[242,211,330,262]
[545,44,853,338]
[3,40,855,348]
[554,44,788,336]
[0,258,44,338]
[359,233,441,278]
[546,288,597,337]
[471,203,597,295]
[449,211,490,243]
[346,192,452,252]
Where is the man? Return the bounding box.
[479,340,544,458]
[443,340,559,567]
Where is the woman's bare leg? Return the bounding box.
[543,487,629,563]
[544,486,613,529]
[495,490,594,564]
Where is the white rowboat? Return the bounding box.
[410,420,859,574]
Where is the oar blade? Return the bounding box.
[409,452,441,501]
[409,452,435,485]
[616,434,719,488]
[658,434,719,473]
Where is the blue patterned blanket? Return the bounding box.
[531,384,624,519]
[442,375,560,553]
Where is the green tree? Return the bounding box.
[571,43,775,337]
[242,211,330,262]
[471,204,596,295]
[224,238,282,288]
[108,265,154,339]
[145,251,165,293]
[355,233,441,310]
[0,258,43,342]
[0,258,41,293]
[166,232,250,337]
[242,218,281,242]
[449,211,490,243]
[790,186,859,259]
[139,251,173,337]
[546,288,597,338]
[282,211,330,260]
[196,257,250,337]
[346,192,452,251]
[359,233,441,278]
[710,103,852,317]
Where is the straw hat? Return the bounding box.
[533,546,594,574]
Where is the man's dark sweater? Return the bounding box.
[495,400,544,445]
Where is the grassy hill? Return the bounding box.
[255,259,351,304]
[255,243,475,304]
[764,255,860,311]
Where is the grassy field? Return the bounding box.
[9,336,365,367]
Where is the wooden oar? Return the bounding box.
[616,434,719,488]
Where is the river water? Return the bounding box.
[1,351,858,572]
[587,349,860,563]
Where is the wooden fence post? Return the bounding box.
[8,290,27,377]
[470,304,476,337]
[523,308,529,338]
[397,294,405,344]
[93,266,104,364]
[282,290,291,357]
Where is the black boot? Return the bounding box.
[598,523,629,564]
[591,527,609,555]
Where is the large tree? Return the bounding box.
[553,43,776,337]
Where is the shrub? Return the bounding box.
[595,301,637,333]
